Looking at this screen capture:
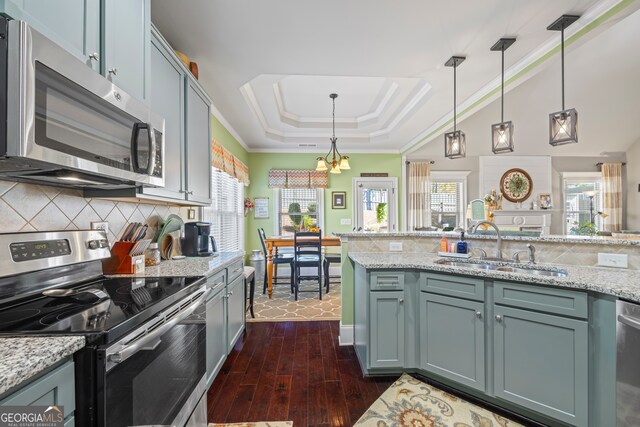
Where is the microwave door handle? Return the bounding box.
[130,123,153,174]
[148,124,156,175]
[106,286,209,370]
[130,122,142,173]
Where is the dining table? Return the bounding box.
[264,235,341,298]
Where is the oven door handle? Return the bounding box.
[618,314,640,331]
[106,286,209,369]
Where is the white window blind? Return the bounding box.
[203,168,244,252]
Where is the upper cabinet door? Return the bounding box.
[1,0,100,71]
[185,80,212,204]
[102,0,149,101]
[144,34,184,199]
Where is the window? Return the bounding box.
[276,188,323,236]
[563,173,603,234]
[203,169,244,252]
[429,172,468,229]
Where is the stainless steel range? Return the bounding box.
[0,230,208,427]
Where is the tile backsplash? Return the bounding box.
[0,181,197,242]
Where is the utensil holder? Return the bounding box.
[103,241,146,274]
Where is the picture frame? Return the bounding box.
[538,193,552,209]
[332,191,346,209]
[254,197,270,219]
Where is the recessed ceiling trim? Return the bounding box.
[249,147,401,154]
[401,0,635,155]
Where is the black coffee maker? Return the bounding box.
[182,222,217,257]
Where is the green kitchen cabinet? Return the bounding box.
[369,290,405,368]
[185,79,212,205]
[0,0,100,71]
[205,285,227,389]
[419,292,485,392]
[102,0,150,101]
[1,360,76,423]
[226,273,246,353]
[143,30,185,200]
[493,305,588,426]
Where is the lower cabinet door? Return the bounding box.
[206,289,226,387]
[420,292,485,391]
[226,275,245,353]
[493,306,588,426]
[369,291,405,369]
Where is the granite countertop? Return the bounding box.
[335,231,640,246]
[349,252,640,303]
[0,336,85,396]
[111,251,244,278]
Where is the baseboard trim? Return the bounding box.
[338,321,354,346]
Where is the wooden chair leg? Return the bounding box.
[263,268,268,294]
[318,264,322,300]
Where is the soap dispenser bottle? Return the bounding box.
[456,231,468,254]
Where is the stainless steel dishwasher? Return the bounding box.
[617,300,640,427]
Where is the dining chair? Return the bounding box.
[293,230,323,300]
[322,252,341,293]
[258,228,294,294]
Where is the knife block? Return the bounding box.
[102,241,146,274]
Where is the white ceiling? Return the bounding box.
[150,0,639,153]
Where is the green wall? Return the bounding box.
[245,152,402,254]
[211,115,249,164]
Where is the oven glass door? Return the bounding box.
[104,314,206,426]
[34,61,154,174]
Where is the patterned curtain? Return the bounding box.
[602,163,622,232]
[234,159,250,186]
[211,139,225,171]
[407,162,430,230]
[267,169,328,189]
[222,146,236,177]
[211,138,250,186]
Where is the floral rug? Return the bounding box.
[208,422,292,427]
[355,373,525,427]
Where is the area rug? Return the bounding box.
[208,423,292,427]
[247,280,341,322]
[355,373,525,426]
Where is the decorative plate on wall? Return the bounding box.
[500,168,533,203]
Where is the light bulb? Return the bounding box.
[339,156,350,170]
[315,158,327,171]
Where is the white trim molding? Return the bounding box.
[338,321,354,346]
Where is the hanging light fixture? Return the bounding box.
[444,56,466,159]
[315,93,350,174]
[547,14,580,146]
[490,38,516,154]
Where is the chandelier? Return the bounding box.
[315,93,350,174]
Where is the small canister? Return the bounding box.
[145,242,161,266]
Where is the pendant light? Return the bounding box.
[444,56,466,159]
[490,38,516,154]
[548,14,580,146]
[315,93,350,174]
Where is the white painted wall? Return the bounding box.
[626,138,640,230]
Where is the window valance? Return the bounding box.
[211,139,250,186]
[268,169,328,189]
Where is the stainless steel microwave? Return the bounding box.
[0,18,164,189]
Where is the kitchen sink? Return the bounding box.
[435,259,568,277]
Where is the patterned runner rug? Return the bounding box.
[355,373,526,426]
[247,281,340,322]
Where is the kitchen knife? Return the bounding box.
[121,223,136,242]
[133,224,148,242]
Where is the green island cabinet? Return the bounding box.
[205,260,246,389]
[0,360,76,426]
[353,264,617,427]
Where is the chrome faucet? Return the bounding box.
[471,221,502,259]
[512,243,536,264]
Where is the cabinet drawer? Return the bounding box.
[207,269,227,294]
[227,260,244,282]
[1,361,75,413]
[494,281,588,319]
[421,273,484,301]
[370,272,405,291]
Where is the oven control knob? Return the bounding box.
[108,353,123,364]
[88,240,99,250]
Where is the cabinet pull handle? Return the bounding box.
[108,67,118,76]
[495,314,502,322]
[476,311,482,319]
[89,52,100,62]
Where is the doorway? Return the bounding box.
[353,177,398,232]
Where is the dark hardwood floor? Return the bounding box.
[207,321,398,426]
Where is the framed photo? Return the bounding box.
[332,191,346,209]
[538,193,552,209]
[254,197,270,219]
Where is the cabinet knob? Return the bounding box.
[399,299,404,304]
[108,67,118,76]
[89,52,100,62]
[476,311,482,319]
[228,291,234,296]
[495,314,502,322]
